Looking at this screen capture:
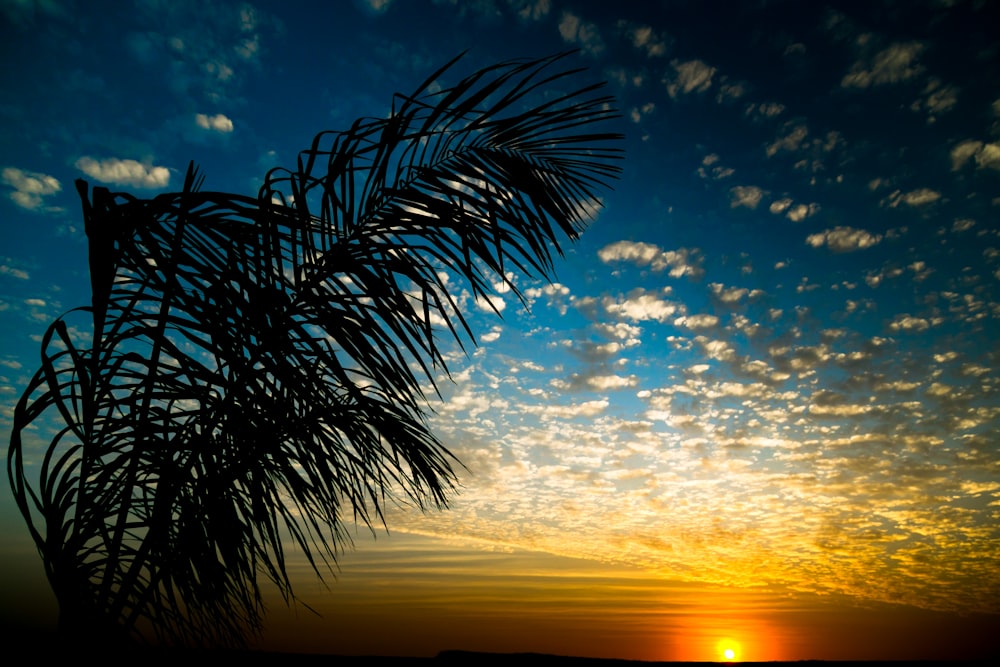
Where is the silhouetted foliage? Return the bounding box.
[7,52,622,647]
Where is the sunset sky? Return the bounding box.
[1,0,999,661]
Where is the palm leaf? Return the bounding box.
[7,51,623,647]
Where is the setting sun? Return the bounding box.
[717,638,742,662]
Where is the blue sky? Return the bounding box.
[2,0,999,659]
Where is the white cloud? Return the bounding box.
[606,295,675,323]
[603,291,680,322]
[912,77,958,121]
[621,21,668,57]
[883,188,942,207]
[666,59,715,98]
[729,185,764,209]
[951,140,983,170]
[476,294,507,313]
[976,143,1000,170]
[809,403,872,416]
[558,11,604,56]
[696,336,736,362]
[949,139,1000,171]
[746,102,785,119]
[0,263,30,280]
[674,314,719,330]
[195,113,234,133]
[952,218,975,232]
[769,198,792,214]
[889,314,933,332]
[598,241,703,279]
[586,374,638,390]
[629,102,655,124]
[512,0,551,21]
[2,167,61,210]
[766,123,808,157]
[841,41,925,88]
[75,157,170,188]
[710,283,761,304]
[806,226,882,252]
[535,399,609,419]
[785,202,820,222]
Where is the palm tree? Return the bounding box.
[7,52,622,648]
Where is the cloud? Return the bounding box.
[602,290,681,322]
[950,140,1000,171]
[476,294,507,313]
[784,203,813,222]
[666,59,715,98]
[618,21,669,57]
[558,11,604,56]
[882,188,942,207]
[841,41,925,88]
[889,314,936,332]
[806,226,882,252]
[360,0,394,13]
[911,77,958,122]
[195,113,234,132]
[745,102,785,119]
[674,314,719,330]
[629,102,655,124]
[0,262,30,280]
[511,0,550,21]
[766,123,808,157]
[75,157,170,188]
[785,202,820,222]
[2,167,61,210]
[710,283,762,304]
[696,153,733,179]
[553,373,639,392]
[729,185,765,209]
[598,241,704,279]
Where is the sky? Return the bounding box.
[1,0,999,661]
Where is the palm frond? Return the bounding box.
[7,51,623,647]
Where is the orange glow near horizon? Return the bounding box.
[663,616,785,663]
[716,637,741,662]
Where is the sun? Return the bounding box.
[716,638,742,662]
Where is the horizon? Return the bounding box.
[1,0,998,661]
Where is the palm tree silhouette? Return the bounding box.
[7,52,622,648]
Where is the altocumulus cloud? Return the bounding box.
[598,241,704,278]
[666,58,716,97]
[2,167,61,210]
[75,157,170,188]
[841,41,925,88]
[950,139,1000,171]
[195,113,234,133]
[806,226,882,252]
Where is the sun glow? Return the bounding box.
[717,638,742,662]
